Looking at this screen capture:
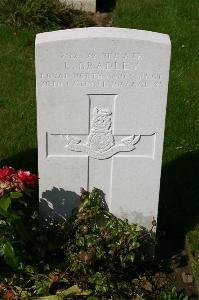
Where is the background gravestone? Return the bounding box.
[60,0,96,12]
[96,0,116,12]
[35,27,171,228]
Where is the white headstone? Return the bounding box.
[60,0,96,13]
[35,27,171,228]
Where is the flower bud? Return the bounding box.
[80,187,86,194]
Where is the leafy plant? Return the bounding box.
[65,187,156,298]
[0,169,186,299]
[158,287,188,300]
[0,0,95,29]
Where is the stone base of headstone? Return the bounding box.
[60,0,96,13]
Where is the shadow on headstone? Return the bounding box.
[157,151,199,256]
[40,187,109,222]
[98,189,109,211]
[40,187,80,222]
[96,0,116,12]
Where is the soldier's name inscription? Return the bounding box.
[39,50,163,89]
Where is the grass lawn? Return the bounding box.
[0,26,37,171]
[0,0,198,238]
[112,0,199,164]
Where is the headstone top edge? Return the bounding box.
[35,27,171,46]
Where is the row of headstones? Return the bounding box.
[60,0,96,12]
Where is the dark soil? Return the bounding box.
[155,237,198,299]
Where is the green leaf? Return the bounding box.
[86,234,96,247]
[3,241,18,269]
[76,236,85,247]
[10,192,23,199]
[25,265,35,274]
[35,279,50,295]
[36,296,60,300]
[0,208,9,218]
[0,219,6,226]
[14,286,32,298]
[17,199,28,206]
[57,285,92,297]
[0,196,11,211]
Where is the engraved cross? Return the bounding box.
[48,94,155,208]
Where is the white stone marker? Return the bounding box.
[60,0,96,13]
[35,27,171,228]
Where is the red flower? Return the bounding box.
[0,166,16,179]
[17,170,38,188]
[0,166,38,195]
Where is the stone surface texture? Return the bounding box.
[60,0,96,12]
[35,27,171,228]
